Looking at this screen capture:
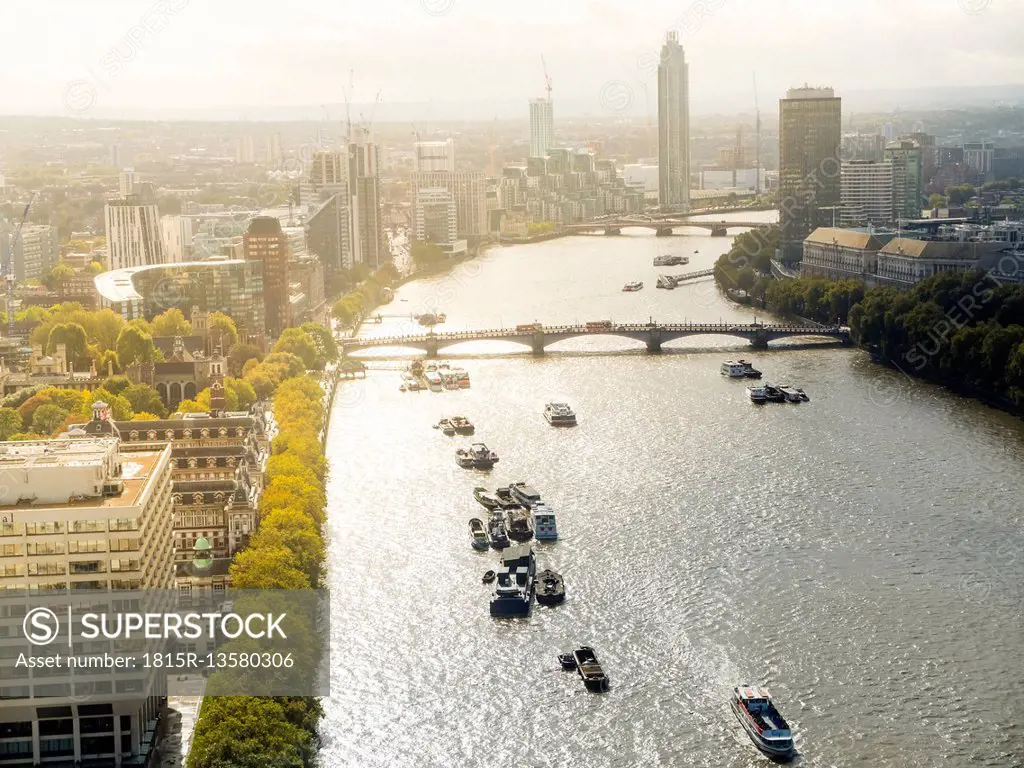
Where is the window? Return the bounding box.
[0,544,23,557]
[26,522,65,536]
[68,541,105,554]
[108,519,139,532]
[0,523,22,537]
[70,520,105,533]
[28,563,66,576]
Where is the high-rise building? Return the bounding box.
[105,182,164,270]
[778,86,842,262]
[12,224,59,282]
[266,132,283,166]
[300,150,347,207]
[243,216,290,338]
[415,140,456,172]
[412,171,488,239]
[235,135,256,164]
[963,141,995,178]
[840,160,894,227]
[348,142,386,269]
[0,432,174,765]
[657,31,690,212]
[160,214,194,263]
[413,187,458,244]
[885,139,924,220]
[306,193,352,283]
[529,98,554,158]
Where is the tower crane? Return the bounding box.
[541,55,552,101]
[3,193,37,339]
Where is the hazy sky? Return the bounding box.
[1,0,1021,118]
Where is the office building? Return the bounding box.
[840,160,894,226]
[411,171,488,239]
[301,151,347,207]
[160,215,193,263]
[529,98,554,158]
[348,142,386,269]
[413,187,458,244]
[306,193,353,283]
[104,182,164,271]
[963,141,995,179]
[415,140,456,172]
[0,432,174,766]
[12,224,59,282]
[778,86,842,262]
[885,139,923,220]
[243,217,290,338]
[657,31,690,212]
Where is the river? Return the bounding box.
[319,211,1024,767]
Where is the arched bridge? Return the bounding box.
[340,322,851,358]
[564,217,766,236]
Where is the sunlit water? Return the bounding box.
[319,212,1024,767]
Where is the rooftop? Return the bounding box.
[93,259,248,303]
[879,238,1002,260]
[805,227,887,250]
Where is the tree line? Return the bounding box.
[331,262,399,328]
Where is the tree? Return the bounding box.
[253,507,325,587]
[928,193,946,209]
[272,329,318,369]
[150,308,192,337]
[96,349,120,376]
[225,378,257,410]
[46,263,76,297]
[32,404,70,436]
[175,399,207,414]
[101,375,130,395]
[208,312,238,351]
[374,262,400,286]
[945,183,976,206]
[122,383,168,418]
[47,323,89,369]
[411,241,445,266]
[116,325,157,368]
[301,322,337,364]
[0,408,23,440]
[229,545,310,590]
[228,343,263,376]
[84,388,134,420]
[131,412,162,421]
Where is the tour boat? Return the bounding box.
[505,506,534,542]
[425,371,443,391]
[487,514,510,550]
[449,415,474,435]
[455,443,499,470]
[571,647,609,692]
[544,402,577,426]
[532,503,558,541]
[535,569,565,606]
[747,385,768,404]
[778,386,803,403]
[508,482,541,508]
[737,360,762,379]
[469,518,489,551]
[730,685,796,761]
[721,361,748,378]
[489,546,536,617]
[622,281,643,292]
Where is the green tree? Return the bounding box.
[150,308,192,337]
[927,193,946,209]
[46,263,76,297]
[411,241,445,266]
[272,328,318,369]
[229,545,311,590]
[31,404,70,435]
[300,322,338,364]
[228,343,263,376]
[0,408,23,440]
[46,323,89,369]
[208,312,239,350]
[122,383,168,418]
[101,375,130,394]
[116,325,157,368]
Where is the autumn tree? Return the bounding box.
[150,308,192,337]
[122,383,167,418]
[116,324,157,368]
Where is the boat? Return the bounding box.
[508,482,541,508]
[656,274,678,289]
[473,486,503,510]
[544,402,577,426]
[489,546,536,617]
[469,518,489,551]
[737,360,762,379]
[505,506,534,542]
[795,388,810,402]
[434,418,457,436]
[449,416,474,435]
[487,514,510,550]
[535,570,565,606]
[730,685,796,761]
[571,647,609,692]
[763,384,786,403]
[425,371,443,391]
[452,369,471,389]
[622,281,643,292]
[778,386,803,403]
[482,569,496,584]
[653,254,687,266]
[494,487,518,508]
[721,361,748,378]
[558,653,577,670]
[455,443,499,470]
[532,503,558,541]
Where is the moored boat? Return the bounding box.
[730,685,796,761]
[532,503,558,541]
[656,274,678,289]
[456,443,499,470]
[721,360,747,378]
[489,545,536,617]
[473,486,502,510]
[505,506,534,542]
[778,386,803,403]
[795,388,810,402]
[482,569,496,584]
[425,371,443,391]
[737,359,762,379]
[558,652,577,670]
[622,281,643,292]
[508,482,541,508]
[763,384,786,403]
[571,647,609,692]
[747,385,767,403]
[434,418,456,436]
[494,487,517,508]
[544,402,577,426]
[469,518,489,551]
[535,569,565,606]
[487,514,510,550]
[449,415,474,434]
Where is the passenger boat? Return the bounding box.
[622,281,643,292]
[505,506,534,542]
[737,360,762,379]
[455,443,499,470]
[544,402,577,426]
[508,482,541,508]
[778,386,803,403]
[487,514,510,550]
[721,361,748,378]
[452,369,470,389]
[449,415,474,435]
[434,418,456,436]
[747,385,768,404]
[532,503,558,541]
[424,371,443,391]
[473,486,503,510]
[489,546,536,617]
[535,570,565,606]
[763,384,786,403]
[730,685,796,760]
[571,647,609,692]
[468,518,489,551]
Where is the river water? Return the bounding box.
[319,212,1024,767]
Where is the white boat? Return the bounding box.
[424,371,443,391]
[532,503,558,541]
[622,281,643,292]
[778,386,803,403]
[731,686,796,760]
[544,402,577,426]
[721,361,747,378]
[747,385,767,403]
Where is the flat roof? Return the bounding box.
[93,259,248,303]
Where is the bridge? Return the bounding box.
[564,216,767,237]
[340,322,850,358]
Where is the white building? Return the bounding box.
[841,160,894,227]
[411,171,487,238]
[105,183,164,271]
[0,430,175,766]
[160,214,194,263]
[414,140,455,172]
[235,135,256,164]
[12,224,60,282]
[118,169,135,197]
[529,98,554,158]
[657,31,690,212]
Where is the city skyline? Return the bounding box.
[0,0,1020,119]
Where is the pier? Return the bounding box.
[340,322,850,358]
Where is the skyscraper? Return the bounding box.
[884,139,924,220]
[348,142,386,269]
[105,181,164,270]
[778,86,842,262]
[840,160,894,227]
[12,224,60,282]
[415,139,456,172]
[657,31,690,212]
[529,98,554,158]
[244,216,290,338]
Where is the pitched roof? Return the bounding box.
[805,227,884,250]
[879,238,1002,260]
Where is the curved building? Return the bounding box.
[94,259,265,336]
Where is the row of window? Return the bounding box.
[0,519,140,537]
[127,426,249,440]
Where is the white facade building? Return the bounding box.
[840,160,894,227]
[411,171,487,238]
[159,215,194,263]
[529,98,554,158]
[12,224,60,282]
[414,140,455,172]
[105,184,164,271]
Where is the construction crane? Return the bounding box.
[753,72,761,195]
[341,69,354,145]
[487,114,498,177]
[3,193,37,339]
[541,54,552,101]
[359,89,382,142]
